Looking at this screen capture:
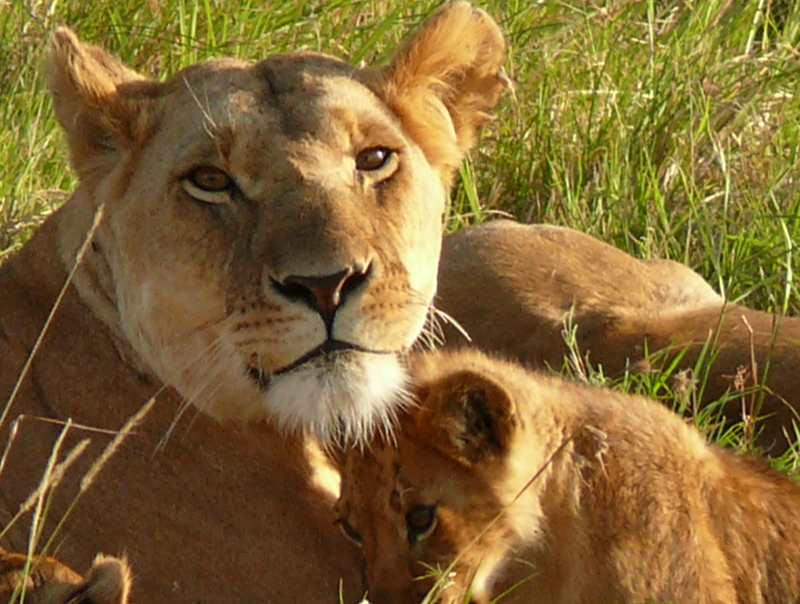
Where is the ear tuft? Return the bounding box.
[412,368,516,466]
[49,27,144,111]
[81,554,133,604]
[48,28,152,180]
[370,2,509,182]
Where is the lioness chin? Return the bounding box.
[338,349,800,604]
[0,3,507,601]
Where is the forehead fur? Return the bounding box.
[144,52,387,140]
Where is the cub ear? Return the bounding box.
[76,554,133,604]
[48,28,155,182]
[369,2,509,182]
[411,369,516,466]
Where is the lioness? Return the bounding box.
[437,220,800,450]
[338,349,800,604]
[0,3,507,601]
[0,549,130,604]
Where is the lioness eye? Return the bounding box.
[190,166,232,191]
[406,505,437,544]
[335,518,363,546]
[182,166,235,204]
[355,147,392,171]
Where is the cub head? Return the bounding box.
[48,3,508,442]
[0,549,131,604]
[337,351,526,604]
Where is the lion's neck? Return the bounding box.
[0,195,158,423]
[56,189,133,347]
[0,207,73,347]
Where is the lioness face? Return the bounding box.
[96,56,443,441]
[49,4,508,442]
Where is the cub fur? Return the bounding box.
[437,220,800,451]
[338,349,800,604]
[0,548,131,604]
[0,4,507,601]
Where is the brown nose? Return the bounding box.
[276,264,370,332]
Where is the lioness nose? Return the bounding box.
[277,264,370,331]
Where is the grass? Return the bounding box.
[2,0,800,600]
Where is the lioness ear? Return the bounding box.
[412,369,516,466]
[48,28,155,182]
[369,2,509,182]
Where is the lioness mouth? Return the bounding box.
[246,340,380,391]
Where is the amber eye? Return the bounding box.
[355,147,393,171]
[335,518,363,546]
[181,166,235,204]
[405,505,437,544]
[191,166,231,191]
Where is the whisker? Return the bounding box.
[172,311,234,345]
[420,306,445,350]
[432,305,471,343]
[156,339,234,451]
[154,332,236,451]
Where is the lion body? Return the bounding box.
[0,4,508,601]
[338,349,800,604]
[437,220,800,450]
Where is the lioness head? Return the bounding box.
[48,2,507,442]
[337,351,535,604]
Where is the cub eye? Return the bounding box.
[335,518,363,547]
[181,166,236,204]
[405,505,437,545]
[355,147,393,172]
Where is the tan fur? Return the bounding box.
[0,548,131,604]
[0,4,507,601]
[338,349,800,604]
[437,220,800,451]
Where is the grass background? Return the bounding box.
[1,0,798,599]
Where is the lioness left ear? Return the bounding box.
[48,28,156,183]
[413,370,516,466]
[366,2,509,182]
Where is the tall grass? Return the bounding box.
[491,0,800,316]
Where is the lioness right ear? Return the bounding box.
[412,370,516,466]
[368,2,509,183]
[48,28,155,183]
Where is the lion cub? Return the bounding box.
[337,350,800,604]
[0,548,131,604]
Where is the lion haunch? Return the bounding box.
[338,349,800,604]
[436,220,800,452]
